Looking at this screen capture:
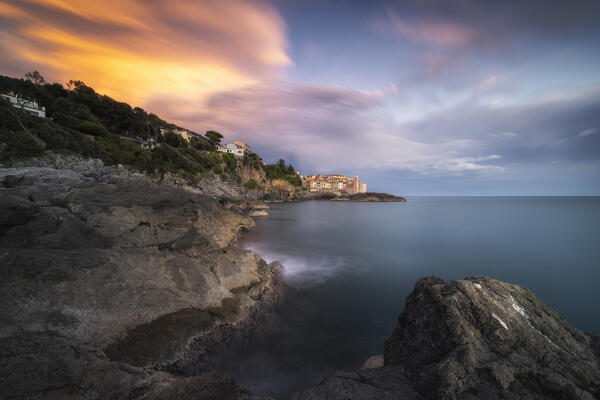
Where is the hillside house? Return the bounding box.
[218,141,250,157]
[1,93,46,118]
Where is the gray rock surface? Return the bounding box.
[293,367,424,400]
[0,331,264,400]
[295,276,600,399]
[0,156,279,399]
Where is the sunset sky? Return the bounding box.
[1,0,599,194]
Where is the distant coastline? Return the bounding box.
[329,192,406,202]
[264,191,406,203]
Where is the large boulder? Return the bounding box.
[295,276,600,399]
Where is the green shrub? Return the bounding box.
[244,179,258,190]
[0,129,45,159]
[164,131,187,148]
[222,152,237,172]
[189,135,212,151]
[75,119,110,136]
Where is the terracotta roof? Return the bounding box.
[232,140,249,148]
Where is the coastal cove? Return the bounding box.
[2,0,600,395]
[228,197,600,399]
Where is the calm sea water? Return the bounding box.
[226,197,600,399]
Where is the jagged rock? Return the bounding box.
[295,276,600,400]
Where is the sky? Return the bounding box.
[1,0,600,195]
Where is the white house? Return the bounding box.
[218,141,250,157]
[1,93,46,118]
[141,138,159,150]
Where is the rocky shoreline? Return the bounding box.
[0,156,281,399]
[2,155,598,399]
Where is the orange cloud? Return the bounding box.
[0,0,290,114]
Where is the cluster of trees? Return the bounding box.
[0,72,231,179]
[264,158,302,187]
[0,72,220,146]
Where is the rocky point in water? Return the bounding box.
[330,192,406,202]
[295,276,600,400]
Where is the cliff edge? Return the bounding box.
[294,276,600,400]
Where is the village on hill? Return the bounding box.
[134,126,370,195]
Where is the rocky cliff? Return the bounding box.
[0,155,279,399]
[294,276,600,400]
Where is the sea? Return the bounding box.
[224,197,600,399]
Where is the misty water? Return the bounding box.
[226,197,600,399]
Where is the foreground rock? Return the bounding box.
[295,276,600,400]
[0,157,279,398]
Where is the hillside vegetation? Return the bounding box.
[0,73,300,187]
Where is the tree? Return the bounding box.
[242,151,263,167]
[25,71,46,85]
[67,80,85,90]
[189,135,211,151]
[205,130,223,144]
[164,131,187,148]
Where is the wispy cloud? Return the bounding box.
[577,128,599,137]
[0,0,290,106]
[380,6,474,47]
[173,82,510,176]
[380,8,474,46]
[433,155,503,173]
